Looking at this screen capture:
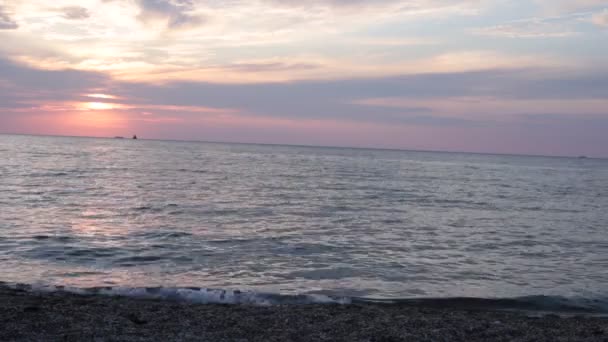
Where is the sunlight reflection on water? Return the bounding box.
[1,134,607,299]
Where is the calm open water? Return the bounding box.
[1,134,607,305]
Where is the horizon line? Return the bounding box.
[0,132,603,160]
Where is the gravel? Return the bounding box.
[1,285,606,341]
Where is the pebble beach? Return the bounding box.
[1,285,607,342]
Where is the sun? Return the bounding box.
[85,93,118,100]
[78,101,130,111]
[85,102,117,110]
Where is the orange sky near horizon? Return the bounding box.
[23,112,128,137]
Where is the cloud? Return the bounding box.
[591,9,608,27]
[0,57,109,104]
[2,58,608,156]
[61,6,90,20]
[136,0,205,30]
[0,0,525,84]
[265,0,486,14]
[0,6,18,30]
[535,0,608,14]
[79,50,569,84]
[110,67,608,128]
[354,96,608,126]
[472,19,579,38]
[220,62,321,73]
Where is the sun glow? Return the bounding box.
[66,111,126,130]
[85,93,119,99]
[85,102,115,110]
[20,110,128,137]
[82,102,126,111]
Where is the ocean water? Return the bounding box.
[1,134,607,308]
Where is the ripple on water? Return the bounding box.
[31,235,74,242]
[113,255,166,267]
[0,136,607,300]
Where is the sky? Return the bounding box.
[1,0,607,157]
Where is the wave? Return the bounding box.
[2,282,350,306]
[3,282,607,314]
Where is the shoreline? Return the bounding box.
[1,285,607,341]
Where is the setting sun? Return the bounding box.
[80,102,130,111]
[84,102,116,110]
[85,93,119,100]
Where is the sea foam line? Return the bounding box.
[2,282,351,306]
[2,281,607,314]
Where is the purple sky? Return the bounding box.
[1,0,608,156]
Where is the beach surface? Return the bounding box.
[1,285,607,342]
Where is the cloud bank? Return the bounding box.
[1,0,607,156]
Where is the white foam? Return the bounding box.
[7,282,351,306]
[5,282,606,314]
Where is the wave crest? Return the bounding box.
[4,282,607,314]
[5,282,351,306]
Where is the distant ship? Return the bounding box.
[578,155,587,159]
[133,135,138,140]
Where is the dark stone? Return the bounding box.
[126,313,148,325]
[371,335,406,342]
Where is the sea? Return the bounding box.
[1,134,607,311]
